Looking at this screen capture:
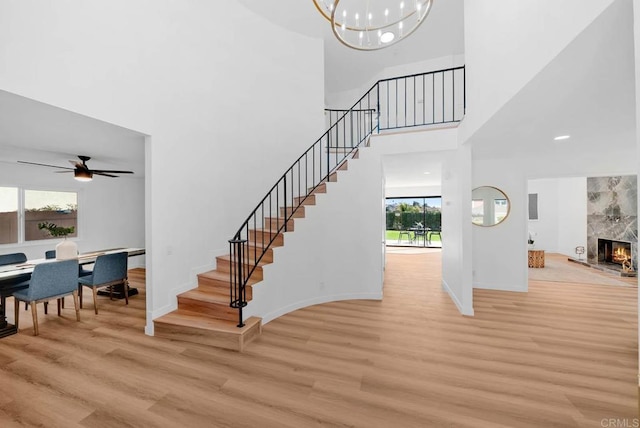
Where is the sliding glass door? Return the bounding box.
[385,196,442,247]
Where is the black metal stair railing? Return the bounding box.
[229,66,465,327]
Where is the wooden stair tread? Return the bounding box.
[217,254,271,267]
[179,289,229,303]
[250,228,286,235]
[198,269,260,285]
[155,310,260,333]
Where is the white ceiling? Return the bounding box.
[238,0,465,95]
[0,90,146,178]
[469,0,636,170]
[383,152,443,188]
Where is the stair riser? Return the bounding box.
[176,297,238,321]
[154,321,261,352]
[195,283,254,301]
[293,195,316,206]
[308,183,327,194]
[248,230,284,246]
[263,218,294,233]
[279,206,305,218]
[216,258,264,280]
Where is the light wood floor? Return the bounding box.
[0,255,636,427]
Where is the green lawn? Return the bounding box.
[385,230,441,243]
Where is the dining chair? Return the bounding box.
[12,259,80,336]
[78,252,129,314]
[37,250,91,312]
[0,253,31,330]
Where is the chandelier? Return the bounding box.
[313,0,434,51]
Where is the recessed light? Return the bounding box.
[423,171,431,175]
[554,135,570,141]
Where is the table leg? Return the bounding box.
[0,295,18,338]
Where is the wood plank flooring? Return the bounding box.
[0,255,636,427]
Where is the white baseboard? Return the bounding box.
[441,279,474,316]
[473,281,528,292]
[259,292,383,325]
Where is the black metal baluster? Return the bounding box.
[441,72,445,123]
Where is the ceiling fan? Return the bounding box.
[18,155,134,182]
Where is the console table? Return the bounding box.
[528,249,545,268]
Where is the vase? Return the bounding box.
[56,237,78,260]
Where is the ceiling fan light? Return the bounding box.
[74,169,93,182]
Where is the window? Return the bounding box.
[385,196,442,247]
[0,187,78,244]
[0,187,18,244]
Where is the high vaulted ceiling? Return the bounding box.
[238,0,465,95]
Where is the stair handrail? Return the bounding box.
[229,66,466,327]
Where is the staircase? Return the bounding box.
[154,67,464,352]
[153,159,353,351]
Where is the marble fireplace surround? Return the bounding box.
[587,175,638,271]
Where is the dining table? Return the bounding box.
[0,247,145,338]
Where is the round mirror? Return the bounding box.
[472,186,510,227]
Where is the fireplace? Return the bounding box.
[597,238,632,267]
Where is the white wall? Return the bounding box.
[462,0,615,142]
[386,185,442,198]
[441,141,473,315]
[527,179,560,252]
[527,177,587,256]
[0,1,325,333]
[0,162,145,265]
[472,159,527,292]
[326,55,465,109]
[245,127,461,322]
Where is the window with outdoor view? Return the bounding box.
[385,196,442,247]
[25,190,78,241]
[0,187,19,244]
[0,188,78,244]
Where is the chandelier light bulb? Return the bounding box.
[314,0,434,51]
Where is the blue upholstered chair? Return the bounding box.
[78,252,129,314]
[0,253,31,330]
[13,259,81,336]
[43,250,91,312]
[0,253,31,286]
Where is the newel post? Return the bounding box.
[228,238,247,327]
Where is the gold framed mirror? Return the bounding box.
[472,186,510,227]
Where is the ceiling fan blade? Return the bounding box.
[93,172,119,178]
[91,169,134,174]
[54,171,74,173]
[68,160,84,168]
[17,161,75,170]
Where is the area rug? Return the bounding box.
[528,253,635,287]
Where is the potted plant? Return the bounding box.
[38,222,77,260]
